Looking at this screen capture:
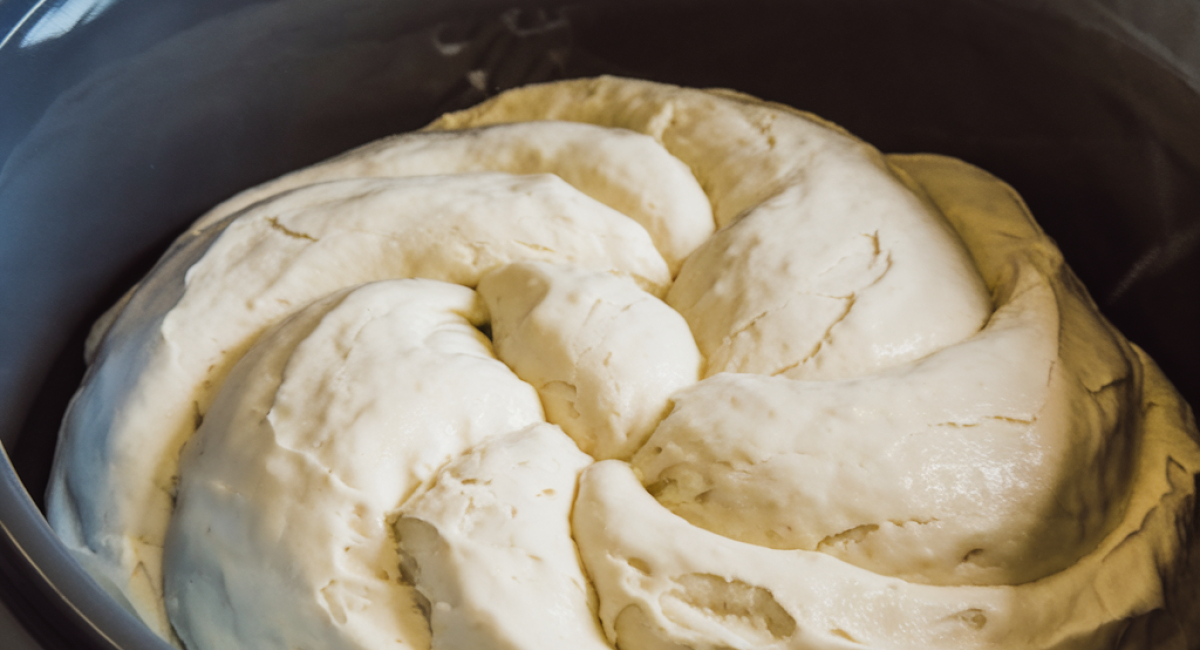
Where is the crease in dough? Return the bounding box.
[396,423,611,650]
[479,261,703,460]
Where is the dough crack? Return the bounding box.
[660,573,797,643]
[265,216,317,242]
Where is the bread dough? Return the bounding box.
[631,153,1134,585]
[479,261,702,460]
[395,423,610,650]
[164,279,544,650]
[432,78,994,381]
[570,155,1200,649]
[47,171,668,634]
[191,121,715,276]
[46,76,1200,650]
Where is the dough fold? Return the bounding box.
[433,76,994,381]
[479,261,703,460]
[164,279,544,650]
[396,423,611,650]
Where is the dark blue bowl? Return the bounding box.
[3,1,1199,648]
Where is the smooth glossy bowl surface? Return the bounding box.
[2,1,1199,648]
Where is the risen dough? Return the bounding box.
[47,76,1199,650]
[479,261,702,460]
[574,156,1198,650]
[165,279,542,650]
[395,423,610,650]
[191,121,715,276]
[633,156,1129,584]
[48,170,668,634]
[433,79,993,380]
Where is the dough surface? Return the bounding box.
[479,261,702,460]
[165,279,540,650]
[47,77,1200,650]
